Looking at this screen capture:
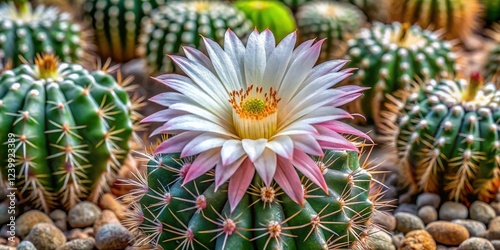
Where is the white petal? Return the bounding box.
[259,29,275,59]
[224,29,246,85]
[169,102,233,131]
[274,122,318,137]
[165,114,236,137]
[203,37,241,91]
[142,109,186,123]
[181,132,228,157]
[253,148,277,186]
[302,60,349,86]
[242,138,267,162]
[154,132,202,155]
[290,134,324,156]
[183,46,215,73]
[244,30,266,87]
[266,136,294,159]
[221,139,246,166]
[262,31,296,91]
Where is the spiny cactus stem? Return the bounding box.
[35,54,60,80]
[399,23,411,43]
[464,72,484,102]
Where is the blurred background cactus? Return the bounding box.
[297,1,366,61]
[480,0,500,25]
[234,0,296,42]
[345,22,457,128]
[278,0,309,11]
[337,0,388,22]
[384,73,500,204]
[0,54,141,212]
[137,1,253,74]
[0,0,90,70]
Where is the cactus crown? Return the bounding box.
[34,54,59,80]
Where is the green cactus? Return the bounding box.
[485,43,500,80]
[345,22,457,128]
[337,0,387,21]
[0,1,89,71]
[480,0,500,25]
[0,54,139,212]
[385,73,500,204]
[83,0,165,63]
[234,0,296,42]
[277,0,311,11]
[138,1,253,74]
[125,149,380,249]
[297,1,366,61]
[388,0,480,40]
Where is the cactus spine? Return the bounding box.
[0,55,139,212]
[127,150,380,249]
[385,74,500,203]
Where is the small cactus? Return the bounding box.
[388,0,480,40]
[126,150,381,249]
[0,54,141,212]
[346,22,457,128]
[384,73,500,204]
[0,0,89,70]
[297,1,366,61]
[138,1,253,74]
[234,0,296,42]
[83,0,165,62]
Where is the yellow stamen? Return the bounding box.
[463,72,483,102]
[35,54,59,80]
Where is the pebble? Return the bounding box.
[418,206,438,225]
[68,202,102,228]
[392,233,404,248]
[49,210,66,221]
[399,230,436,250]
[452,219,487,238]
[470,201,496,224]
[395,212,425,233]
[83,227,94,237]
[94,210,121,233]
[399,193,413,204]
[99,194,127,220]
[416,193,441,209]
[489,217,500,240]
[394,203,418,215]
[372,210,396,231]
[16,210,53,238]
[491,202,500,216]
[426,221,470,246]
[95,224,131,250]
[55,220,67,231]
[491,240,500,250]
[16,241,36,250]
[439,202,468,221]
[458,237,494,250]
[6,238,18,247]
[67,228,90,240]
[58,238,95,250]
[366,229,395,250]
[24,223,66,250]
[0,202,10,225]
[0,245,15,250]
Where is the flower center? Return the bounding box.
[35,54,60,80]
[229,85,280,139]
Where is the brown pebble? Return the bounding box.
[49,210,66,221]
[5,237,18,247]
[94,210,121,233]
[399,230,436,250]
[55,220,67,231]
[57,238,95,250]
[68,202,102,228]
[99,194,127,220]
[16,210,53,238]
[82,227,94,237]
[0,238,5,245]
[67,229,89,240]
[24,223,66,250]
[489,217,500,240]
[95,224,131,250]
[426,221,470,246]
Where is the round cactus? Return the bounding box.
[388,0,480,40]
[297,1,366,61]
[337,0,388,22]
[277,0,310,11]
[138,1,253,74]
[0,1,89,70]
[234,0,296,42]
[385,73,500,204]
[83,0,165,63]
[127,150,380,249]
[480,0,500,25]
[345,22,457,128]
[0,54,139,212]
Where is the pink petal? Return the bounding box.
[266,136,294,159]
[181,133,227,157]
[228,158,255,212]
[183,149,220,184]
[215,156,247,189]
[319,121,372,142]
[292,150,328,194]
[274,156,304,206]
[253,149,277,186]
[141,109,186,123]
[314,126,359,152]
[242,138,267,162]
[290,134,324,156]
[154,132,201,155]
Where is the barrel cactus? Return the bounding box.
[0,54,139,212]
[138,1,253,74]
[0,0,89,70]
[480,0,500,25]
[388,0,480,40]
[234,0,296,42]
[386,73,500,204]
[345,22,457,128]
[337,0,388,22]
[278,0,310,11]
[297,1,366,61]
[83,0,165,62]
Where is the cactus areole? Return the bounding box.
[0,54,135,212]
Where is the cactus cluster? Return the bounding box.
[385,73,500,204]
[388,0,480,40]
[83,0,165,62]
[234,0,296,42]
[138,1,253,74]
[297,1,366,61]
[127,150,380,249]
[0,54,139,212]
[346,22,457,127]
[0,1,88,70]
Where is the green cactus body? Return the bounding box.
[277,0,310,11]
[345,22,457,128]
[481,0,500,24]
[234,1,296,42]
[0,2,87,70]
[83,0,165,63]
[138,1,253,74]
[337,0,387,21]
[388,0,480,40]
[485,44,500,79]
[0,55,135,212]
[297,1,366,62]
[391,75,500,204]
[129,150,377,249]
